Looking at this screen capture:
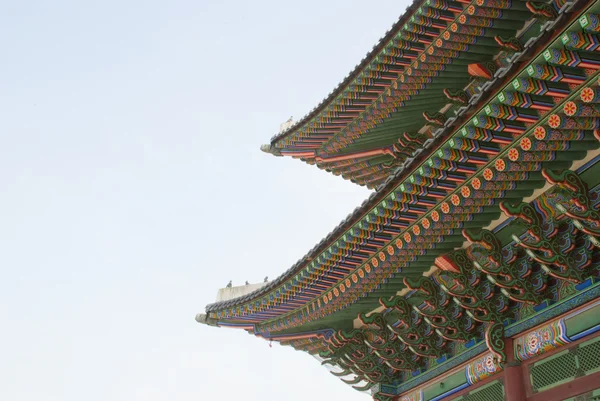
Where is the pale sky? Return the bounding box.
[1,1,408,400]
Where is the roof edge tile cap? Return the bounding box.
[260,144,282,157]
[195,313,219,326]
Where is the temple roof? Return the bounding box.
[263,0,543,188]
[204,0,600,332]
[200,1,600,396]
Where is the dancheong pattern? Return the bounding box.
[200,1,600,400]
[514,319,571,361]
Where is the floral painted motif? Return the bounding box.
[534,126,547,140]
[483,168,494,181]
[564,101,577,116]
[548,114,562,129]
[520,137,532,151]
[580,87,595,103]
[514,319,571,361]
[466,353,503,385]
[495,159,506,172]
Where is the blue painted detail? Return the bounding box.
[570,323,600,341]
[492,216,514,233]
[506,282,600,337]
[576,278,594,291]
[437,355,447,364]
[465,339,475,348]
[533,301,549,312]
[389,283,600,396]
[394,343,487,395]
[576,154,600,174]
[430,383,471,401]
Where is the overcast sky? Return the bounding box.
[1,1,407,400]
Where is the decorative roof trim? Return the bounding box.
[269,0,426,144]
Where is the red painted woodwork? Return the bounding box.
[505,363,527,401]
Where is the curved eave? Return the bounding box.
[269,0,426,145]
[207,1,599,329]
[266,0,539,188]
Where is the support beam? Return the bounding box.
[505,339,527,401]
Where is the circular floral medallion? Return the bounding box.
[534,126,547,140]
[379,252,386,262]
[564,101,577,116]
[483,168,494,181]
[581,87,595,103]
[548,114,561,129]
[404,232,412,243]
[422,217,430,229]
[451,194,461,206]
[387,245,395,256]
[508,148,520,161]
[520,137,532,151]
[441,202,450,214]
[484,355,496,372]
[431,210,440,222]
[495,159,506,171]
[372,258,379,268]
[395,238,403,249]
[527,333,540,352]
[413,225,421,235]
[461,186,471,198]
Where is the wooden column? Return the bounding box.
[504,338,527,401]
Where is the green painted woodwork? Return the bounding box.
[422,370,466,401]
[561,388,600,401]
[565,303,600,338]
[202,2,600,397]
[269,0,549,188]
[530,337,600,394]
[453,381,504,401]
